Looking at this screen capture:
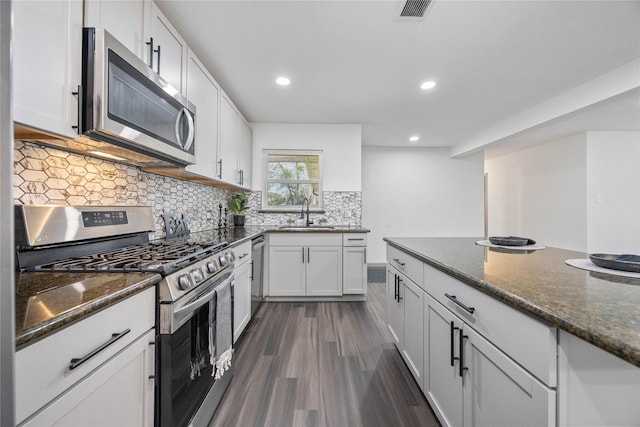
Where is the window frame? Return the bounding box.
[262,149,323,211]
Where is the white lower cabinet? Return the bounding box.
[16,287,156,426]
[268,234,343,297]
[343,233,368,295]
[425,293,555,427]
[232,241,252,343]
[21,329,155,427]
[387,266,423,388]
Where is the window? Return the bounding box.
[263,150,322,210]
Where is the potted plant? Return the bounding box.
[228,193,249,226]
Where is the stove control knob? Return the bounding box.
[226,252,236,263]
[190,268,204,284]
[206,261,217,274]
[218,255,227,267]
[177,274,191,290]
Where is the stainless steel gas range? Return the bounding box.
[15,205,235,427]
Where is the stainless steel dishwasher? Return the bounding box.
[250,235,265,315]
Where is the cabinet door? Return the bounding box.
[21,330,155,427]
[185,51,220,179]
[306,246,343,296]
[219,94,239,183]
[237,119,252,188]
[268,246,306,296]
[402,277,424,389]
[13,0,82,139]
[343,247,367,294]
[148,2,187,94]
[84,0,146,60]
[424,294,463,427]
[233,258,252,343]
[386,268,404,349]
[463,326,555,427]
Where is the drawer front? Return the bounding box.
[387,245,423,287]
[270,233,342,246]
[231,240,252,267]
[15,287,155,424]
[343,233,368,246]
[424,263,557,387]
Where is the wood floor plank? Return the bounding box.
[209,283,440,427]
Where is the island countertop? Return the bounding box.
[383,237,640,368]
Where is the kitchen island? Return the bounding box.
[383,236,640,366]
[384,236,640,427]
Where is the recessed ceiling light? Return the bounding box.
[276,77,290,86]
[409,136,420,142]
[420,81,436,90]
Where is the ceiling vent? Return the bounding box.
[397,0,431,20]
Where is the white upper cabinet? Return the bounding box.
[220,93,252,188]
[13,0,83,139]
[185,50,220,179]
[147,1,187,95]
[84,0,147,61]
[238,118,252,188]
[219,94,240,183]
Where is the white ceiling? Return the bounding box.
[157,0,640,154]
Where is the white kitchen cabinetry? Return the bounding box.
[184,50,220,179]
[387,265,423,388]
[231,240,252,343]
[13,0,83,139]
[342,234,368,295]
[424,293,555,427]
[238,118,253,188]
[268,234,342,297]
[558,330,640,427]
[15,287,155,426]
[84,0,147,61]
[220,93,252,188]
[147,1,187,95]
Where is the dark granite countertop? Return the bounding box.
[384,237,640,368]
[14,225,368,348]
[15,271,161,349]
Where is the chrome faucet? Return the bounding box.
[300,197,314,227]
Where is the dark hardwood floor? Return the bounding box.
[209,283,440,427]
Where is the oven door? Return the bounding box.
[157,272,232,427]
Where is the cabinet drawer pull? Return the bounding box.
[450,321,459,367]
[146,37,154,69]
[69,329,131,370]
[71,85,83,134]
[459,329,468,377]
[445,293,475,314]
[364,248,367,265]
[347,238,364,241]
[238,253,249,259]
[392,258,405,266]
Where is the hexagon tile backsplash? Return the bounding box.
[14,141,231,237]
[14,141,363,235]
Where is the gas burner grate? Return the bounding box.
[32,241,229,275]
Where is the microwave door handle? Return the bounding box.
[183,109,195,151]
[175,107,195,150]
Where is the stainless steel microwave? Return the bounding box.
[80,28,196,166]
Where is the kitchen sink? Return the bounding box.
[278,225,336,230]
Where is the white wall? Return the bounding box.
[251,123,362,191]
[362,147,484,264]
[586,131,640,253]
[485,133,588,251]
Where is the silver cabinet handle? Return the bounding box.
[238,252,249,259]
[392,258,405,266]
[364,248,367,265]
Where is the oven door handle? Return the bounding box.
[174,287,216,319]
